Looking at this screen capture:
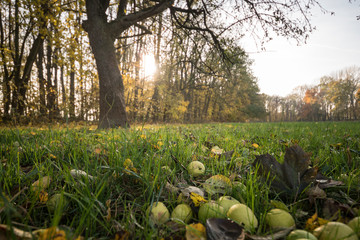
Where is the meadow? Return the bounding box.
[0,121,359,239]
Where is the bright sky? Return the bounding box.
[242,0,360,97]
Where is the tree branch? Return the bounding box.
[107,0,173,38]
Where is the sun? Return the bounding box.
[143,54,157,79]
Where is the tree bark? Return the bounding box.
[36,42,46,116]
[84,0,128,128]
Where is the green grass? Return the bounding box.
[1,122,360,239]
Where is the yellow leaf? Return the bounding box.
[34,227,66,240]
[39,190,49,203]
[185,223,206,240]
[94,148,102,154]
[105,199,111,221]
[305,213,329,232]
[123,159,137,174]
[190,192,207,207]
[252,143,259,148]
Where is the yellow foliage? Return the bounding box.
[305,213,330,232]
[123,159,137,174]
[36,227,66,240]
[39,190,49,203]
[185,223,206,240]
[190,192,207,207]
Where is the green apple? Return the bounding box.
[198,201,226,223]
[47,193,68,213]
[313,222,358,240]
[227,203,258,231]
[187,161,205,177]
[203,175,232,195]
[161,166,173,176]
[348,217,360,237]
[287,229,318,240]
[146,202,170,225]
[232,181,246,203]
[265,208,295,230]
[217,196,240,213]
[171,203,193,224]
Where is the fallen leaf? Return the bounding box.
[206,218,244,240]
[246,226,294,240]
[0,224,32,239]
[190,192,207,207]
[70,169,94,181]
[253,145,318,198]
[114,230,130,240]
[39,190,49,203]
[305,213,329,232]
[211,146,224,155]
[34,227,67,240]
[106,199,111,221]
[252,143,259,149]
[186,223,206,240]
[306,185,326,200]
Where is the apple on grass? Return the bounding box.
[187,161,205,177]
[198,201,226,223]
[217,196,240,213]
[227,203,258,232]
[313,222,358,240]
[171,203,193,224]
[146,202,170,225]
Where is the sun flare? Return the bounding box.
[143,54,157,79]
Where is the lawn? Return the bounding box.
[1,122,360,239]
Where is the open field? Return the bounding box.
[1,122,360,239]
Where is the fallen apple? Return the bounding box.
[47,193,67,213]
[227,203,258,232]
[161,166,173,176]
[146,202,170,225]
[265,208,295,230]
[232,181,246,202]
[198,201,226,223]
[217,196,240,213]
[171,203,193,224]
[31,176,51,192]
[187,161,205,177]
[313,222,358,240]
[203,175,232,195]
[348,217,360,237]
[286,229,317,240]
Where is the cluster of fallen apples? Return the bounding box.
[146,160,360,240]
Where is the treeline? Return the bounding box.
[0,0,266,125]
[1,1,357,125]
[265,66,360,122]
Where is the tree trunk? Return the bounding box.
[36,42,46,116]
[0,10,11,120]
[83,1,128,128]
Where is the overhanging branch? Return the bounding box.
[108,0,173,38]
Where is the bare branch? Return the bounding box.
[107,0,173,38]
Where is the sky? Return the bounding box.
[241,0,360,97]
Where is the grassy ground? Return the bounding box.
[1,122,359,239]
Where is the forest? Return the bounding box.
[0,0,359,127]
